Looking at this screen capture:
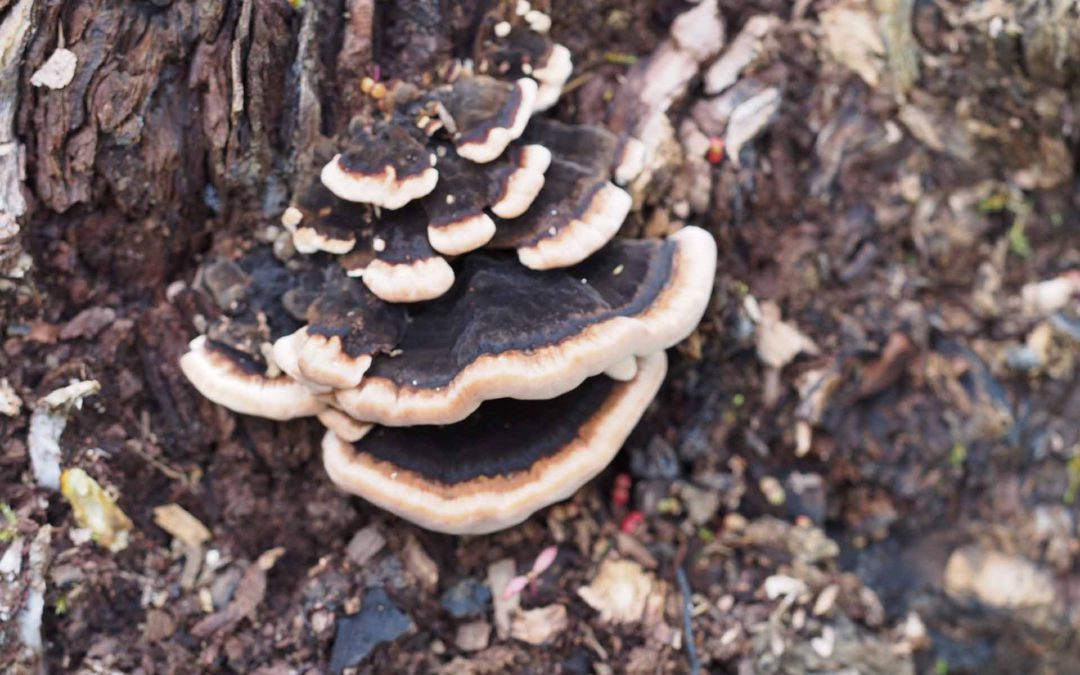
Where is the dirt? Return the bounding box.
[2,0,1079,673]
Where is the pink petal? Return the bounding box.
[531,545,558,576]
[502,574,530,600]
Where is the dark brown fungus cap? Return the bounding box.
[180,252,329,419]
[273,273,407,390]
[423,142,551,255]
[436,74,537,163]
[345,203,456,303]
[335,226,716,425]
[321,125,438,209]
[487,121,634,270]
[281,178,369,255]
[487,27,573,113]
[323,352,666,535]
[523,117,645,186]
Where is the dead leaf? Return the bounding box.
[754,300,820,369]
[858,332,917,397]
[820,1,885,87]
[704,14,779,94]
[510,604,568,645]
[725,86,781,166]
[577,559,655,624]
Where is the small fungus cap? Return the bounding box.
[321,126,439,209]
[180,336,326,421]
[438,76,537,163]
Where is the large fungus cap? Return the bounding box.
[180,250,385,417]
[322,352,666,535]
[321,125,439,209]
[178,253,329,419]
[334,226,716,425]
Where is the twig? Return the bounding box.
[676,567,701,675]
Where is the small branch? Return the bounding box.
[676,567,701,675]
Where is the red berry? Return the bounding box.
[707,137,725,165]
[612,473,632,508]
[620,511,645,533]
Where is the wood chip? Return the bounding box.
[29,47,77,89]
[346,525,386,566]
[487,558,519,639]
[402,534,438,590]
[152,504,212,549]
[454,620,492,652]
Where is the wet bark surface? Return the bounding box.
[2,1,1079,673]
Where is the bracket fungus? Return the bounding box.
[181,19,718,534]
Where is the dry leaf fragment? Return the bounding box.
[0,378,21,417]
[820,1,885,87]
[403,534,439,590]
[191,547,286,637]
[725,86,781,166]
[704,15,779,94]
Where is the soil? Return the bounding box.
[2,1,1079,674]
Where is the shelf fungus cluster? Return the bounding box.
[181,23,717,534]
